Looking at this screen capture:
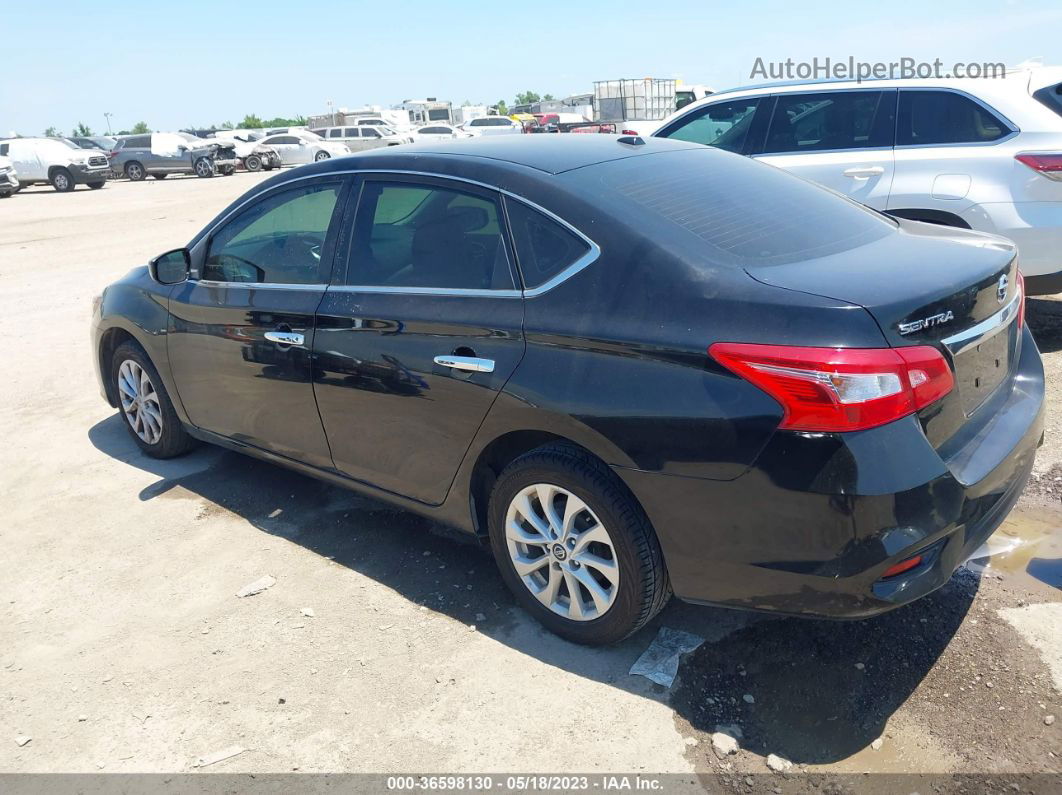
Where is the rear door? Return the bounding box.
[167,177,350,468]
[313,174,525,504]
[754,89,896,209]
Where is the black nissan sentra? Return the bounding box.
[92,136,1044,644]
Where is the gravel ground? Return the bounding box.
[0,175,1058,782]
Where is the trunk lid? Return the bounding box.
[746,219,1022,446]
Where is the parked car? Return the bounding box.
[109,133,237,181]
[309,125,412,149]
[651,66,1062,294]
[0,154,18,197]
[460,116,523,136]
[213,133,282,172]
[257,131,349,165]
[69,135,117,152]
[92,136,1042,645]
[0,137,109,191]
[411,124,469,141]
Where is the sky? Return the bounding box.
[2,0,1060,136]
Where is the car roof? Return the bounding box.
[324,135,705,175]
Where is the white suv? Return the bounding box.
[0,137,110,192]
[461,117,523,136]
[651,66,1062,294]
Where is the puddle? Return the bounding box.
[964,504,1062,593]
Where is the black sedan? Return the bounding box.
[92,136,1044,645]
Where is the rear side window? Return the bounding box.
[597,148,894,267]
[765,91,891,153]
[897,90,1009,145]
[506,199,591,289]
[347,181,514,290]
[125,135,151,148]
[1033,83,1062,119]
[658,98,762,153]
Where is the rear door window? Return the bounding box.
[346,180,515,290]
[329,129,343,138]
[657,98,763,153]
[764,91,891,153]
[505,199,591,289]
[897,90,1010,145]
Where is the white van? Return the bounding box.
[0,137,110,192]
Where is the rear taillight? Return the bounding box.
[709,343,954,432]
[1015,153,1062,181]
[1016,269,1026,329]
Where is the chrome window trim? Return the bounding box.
[940,291,1022,356]
[198,167,602,297]
[191,279,328,291]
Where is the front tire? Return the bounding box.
[488,444,670,645]
[244,154,262,172]
[111,341,196,459]
[314,151,331,162]
[51,168,74,192]
[194,157,214,178]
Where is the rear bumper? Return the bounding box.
[615,326,1045,619]
[965,201,1061,284]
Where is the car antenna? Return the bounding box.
[617,135,645,146]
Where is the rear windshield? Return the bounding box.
[594,148,894,267]
[1033,83,1062,119]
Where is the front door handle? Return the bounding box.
[434,355,495,373]
[843,166,885,178]
[265,330,305,346]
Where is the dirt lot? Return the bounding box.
[0,174,1058,784]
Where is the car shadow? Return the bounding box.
[88,413,979,765]
[1028,299,1062,354]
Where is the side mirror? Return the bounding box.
[149,248,190,284]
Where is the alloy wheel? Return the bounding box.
[504,483,620,621]
[117,359,163,445]
[195,158,213,177]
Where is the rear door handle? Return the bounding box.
[265,330,305,346]
[843,166,885,178]
[434,355,495,373]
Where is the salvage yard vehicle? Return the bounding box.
[652,65,1062,294]
[460,116,523,136]
[109,132,237,181]
[310,125,413,150]
[92,136,1043,645]
[0,137,109,191]
[69,135,117,152]
[257,131,350,165]
[0,154,18,197]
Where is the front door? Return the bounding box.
[754,89,896,210]
[167,177,349,468]
[313,175,526,504]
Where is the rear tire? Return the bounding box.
[125,161,145,181]
[51,168,74,192]
[487,443,670,645]
[111,341,197,459]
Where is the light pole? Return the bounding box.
[327,99,335,126]
[104,113,113,135]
